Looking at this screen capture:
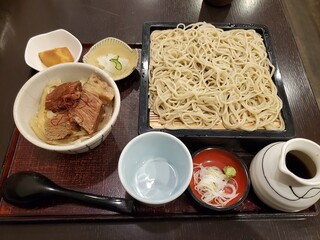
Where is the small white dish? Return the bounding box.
[24,29,83,71]
[118,132,193,205]
[83,37,139,81]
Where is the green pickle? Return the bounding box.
[109,55,122,70]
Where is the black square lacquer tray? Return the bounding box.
[138,22,295,145]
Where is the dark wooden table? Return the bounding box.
[1,0,320,239]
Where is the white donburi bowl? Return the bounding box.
[118,132,193,205]
[13,62,120,154]
[24,29,83,71]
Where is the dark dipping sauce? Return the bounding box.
[285,150,316,179]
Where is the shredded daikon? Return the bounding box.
[193,163,239,207]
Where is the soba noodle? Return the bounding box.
[148,22,284,131]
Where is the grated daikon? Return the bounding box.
[193,163,239,207]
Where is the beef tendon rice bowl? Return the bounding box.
[30,73,115,145]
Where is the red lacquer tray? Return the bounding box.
[0,44,317,222]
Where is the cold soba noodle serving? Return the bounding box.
[148,22,284,131]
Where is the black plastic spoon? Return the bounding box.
[0,171,135,214]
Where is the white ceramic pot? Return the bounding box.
[250,138,320,212]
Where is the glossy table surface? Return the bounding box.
[1,0,320,239]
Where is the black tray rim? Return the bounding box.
[138,22,295,140]
[0,129,317,223]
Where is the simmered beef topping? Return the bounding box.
[44,111,78,140]
[45,81,82,112]
[83,74,115,103]
[43,74,113,140]
[69,90,104,134]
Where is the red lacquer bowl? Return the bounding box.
[188,148,250,211]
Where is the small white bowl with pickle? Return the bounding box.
[13,62,120,154]
[24,29,83,71]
